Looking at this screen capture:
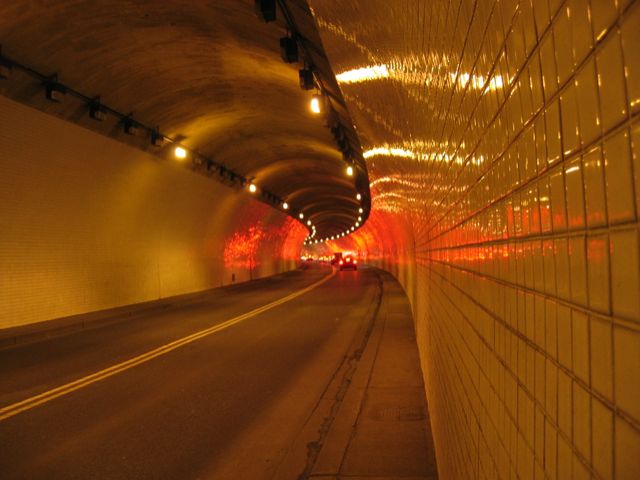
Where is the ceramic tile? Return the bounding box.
[564,159,585,229]
[590,316,613,401]
[621,3,640,113]
[557,432,573,479]
[591,0,618,44]
[568,235,588,306]
[540,36,559,101]
[575,59,601,147]
[554,8,574,86]
[533,0,551,34]
[586,234,611,314]
[613,325,640,420]
[596,32,628,132]
[546,100,563,164]
[632,123,640,219]
[555,238,571,301]
[545,299,558,359]
[571,309,590,382]
[569,0,593,67]
[591,397,613,480]
[614,415,640,478]
[609,229,640,320]
[544,419,558,479]
[558,303,573,368]
[603,129,636,224]
[549,169,567,231]
[582,146,608,227]
[560,83,580,156]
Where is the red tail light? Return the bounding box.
[339,260,343,265]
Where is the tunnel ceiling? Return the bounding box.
[0,0,370,239]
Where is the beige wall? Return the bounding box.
[310,0,640,478]
[0,96,305,329]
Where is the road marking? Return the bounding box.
[0,268,336,422]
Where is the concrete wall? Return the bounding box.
[310,0,640,478]
[0,96,305,329]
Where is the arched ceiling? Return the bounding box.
[0,0,370,238]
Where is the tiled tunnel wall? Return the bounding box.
[0,95,306,329]
[309,0,640,478]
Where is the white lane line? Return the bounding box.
[0,269,336,421]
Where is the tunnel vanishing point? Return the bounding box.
[1,0,640,479]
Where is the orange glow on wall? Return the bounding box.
[222,202,307,278]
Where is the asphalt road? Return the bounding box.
[0,264,383,480]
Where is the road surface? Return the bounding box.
[0,264,398,479]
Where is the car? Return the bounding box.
[330,252,343,266]
[339,256,357,271]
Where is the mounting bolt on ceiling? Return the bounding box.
[0,48,12,79]
[151,130,167,147]
[45,75,66,102]
[89,98,107,121]
[123,117,139,136]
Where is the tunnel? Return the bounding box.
[1,0,639,479]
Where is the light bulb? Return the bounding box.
[174,146,187,159]
[310,95,322,114]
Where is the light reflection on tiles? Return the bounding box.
[308,0,640,479]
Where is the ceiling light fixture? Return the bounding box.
[282,202,289,210]
[249,183,257,193]
[310,94,322,114]
[174,146,188,160]
[346,165,354,176]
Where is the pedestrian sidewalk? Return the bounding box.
[276,269,439,480]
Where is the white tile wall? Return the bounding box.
[311,0,640,477]
[0,96,304,329]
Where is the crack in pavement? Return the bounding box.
[296,270,384,480]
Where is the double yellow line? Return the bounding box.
[0,268,336,422]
